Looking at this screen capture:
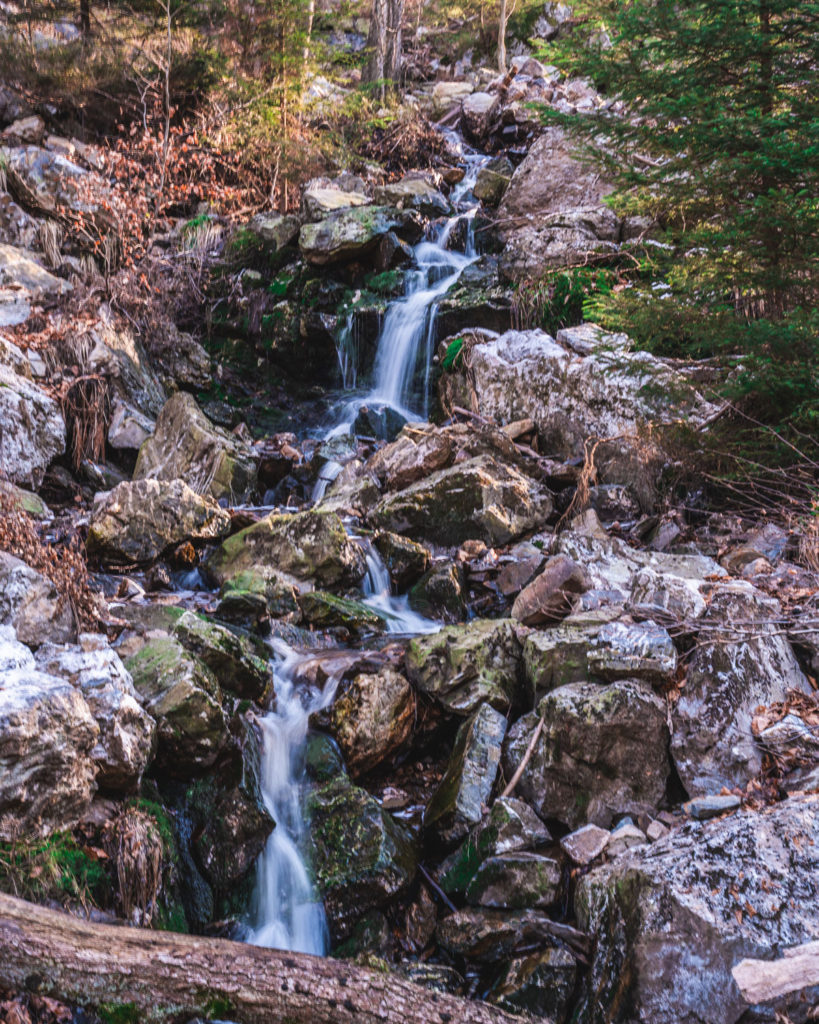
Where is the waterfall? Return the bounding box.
[246,643,338,955]
[360,541,440,636]
[334,311,358,390]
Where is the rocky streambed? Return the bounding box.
[1,83,819,1024]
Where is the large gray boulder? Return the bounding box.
[0,626,99,837]
[134,392,257,503]
[34,634,155,792]
[0,363,65,487]
[87,478,231,564]
[504,679,670,829]
[0,551,75,646]
[299,205,411,265]
[672,583,811,794]
[575,795,819,1024]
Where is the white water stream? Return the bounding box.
[249,131,484,955]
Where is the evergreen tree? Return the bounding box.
[543,0,819,432]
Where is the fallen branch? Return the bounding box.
[0,892,535,1024]
[501,713,546,798]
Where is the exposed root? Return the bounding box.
[106,808,163,927]
[61,375,110,472]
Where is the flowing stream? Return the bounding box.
[249,130,486,954]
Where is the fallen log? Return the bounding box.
[0,892,542,1024]
[732,940,819,1005]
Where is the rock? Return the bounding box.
[462,92,500,143]
[134,392,257,504]
[373,177,451,218]
[0,480,51,520]
[171,611,272,701]
[511,554,589,625]
[606,821,646,857]
[333,910,393,959]
[215,569,300,629]
[305,774,417,940]
[299,591,387,636]
[107,397,155,452]
[627,566,708,623]
[87,479,231,565]
[439,797,551,897]
[683,794,741,820]
[370,454,553,547]
[424,704,508,845]
[491,945,577,1024]
[672,583,811,794]
[303,186,371,221]
[520,609,622,695]
[432,80,474,115]
[352,402,408,442]
[465,851,562,909]
[246,212,301,251]
[407,563,465,622]
[575,795,819,1024]
[405,619,523,715]
[0,242,72,326]
[366,423,453,490]
[373,532,431,589]
[299,205,412,266]
[496,541,547,597]
[0,551,75,647]
[83,311,167,421]
[473,156,514,207]
[560,823,610,866]
[209,508,366,590]
[373,230,414,272]
[437,907,566,964]
[0,626,99,838]
[33,634,155,792]
[125,639,227,775]
[326,667,414,777]
[586,618,678,685]
[2,115,45,144]
[467,329,720,488]
[504,680,670,829]
[0,363,65,487]
[158,327,211,390]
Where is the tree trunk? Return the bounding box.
[497,0,508,72]
[0,892,538,1024]
[79,0,90,37]
[365,0,404,101]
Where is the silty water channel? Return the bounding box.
[245,131,491,955]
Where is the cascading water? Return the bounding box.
[246,643,338,955]
[361,541,440,636]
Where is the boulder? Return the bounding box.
[172,611,272,701]
[406,619,524,715]
[424,704,508,845]
[245,212,301,251]
[125,639,227,775]
[522,614,615,694]
[0,363,65,487]
[473,156,514,207]
[0,480,51,520]
[87,479,231,565]
[107,398,155,453]
[209,508,366,590]
[0,626,99,838]
[373,532,431,590]
[303,186,371,222]
[504,680,671,829]
[369,454,553,547]
[305,774,417,940]
[586,618,678,686]
[134,392,257,503]
[298,591,388,636]
[83,312,167,420]
[0,551,75,646]
[672,583,811,794]
[33,633,155,792]
[299,205,411,266]
[437,907,568,964]
[373,177,451,218]
[462,92,500,143]
[407,563,466,622]
[465,851,562,910]
[560,823,610,866]
[0,242,72,326]
[511,554,589,625]
[366,423,454,490]
[432,81,474,115]
[326,667,414,777]
[575,795,819,1024]
[491,945,577,1024]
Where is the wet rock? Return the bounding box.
[0,362,65,487]
[575,795,819,1024]
[373,176,451,218]
[406,618,523,715]
[437,907,566,964]
[504,680,670,829]
[560,823,610,866]
[34,633,155,792]
[511,554,589,625]
[326,666,414,777]
[462,92,500,143]
[215,569,300,630]
[134,392,257,503]
[587,618,678,686]
[305,774,417,940]
[672,583,810,794]
[0,550,75,646]
[0,626,99,838]
[373,531,431,590]
[424,704,508,845]
[172,611,272,701]
[125,639,227,775]
[491,945,577,1024]
[370,454,553,547]
[465,851,562,910]
[246,211,301,251]
[87,479,231,565]
[333,909,392,959]
[683,794,741,820]
[299,205,414,266]
[209,508,366,591]
[439,796,550,897]
[473,156,514,207]
[299,591,387,636]
[352,402,408,442]
[408,562,466,622]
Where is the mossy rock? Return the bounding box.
[299,591,387,637]
[172,610,272,701]
[408,563,465,622]
[373,531,431,590]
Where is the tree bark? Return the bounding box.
[0,892,540,1024]
[365,0,404,101]
[497,0,508,72]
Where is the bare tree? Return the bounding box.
[364,0,404,102]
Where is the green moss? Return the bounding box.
[97,1002,141,1024]
[0,832,112,907]
[204,994,235,1019]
